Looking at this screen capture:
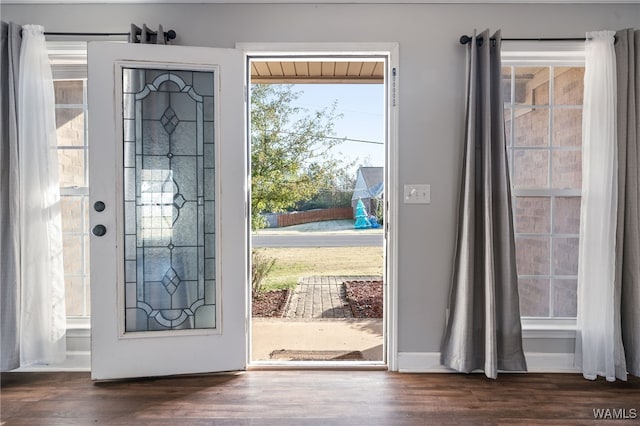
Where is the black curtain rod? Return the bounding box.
[44,32,130,37]
[459,35,588,45]
[38,30,177,41]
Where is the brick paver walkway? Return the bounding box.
[285,275,382,319]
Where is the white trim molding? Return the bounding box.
[397,321,579,373]
[1,0,637,4]
[239,41,400,371]
[502,40,586,66]
[398,352,453,373]
[48,41,89,85]
[522,318,577,339]
[397,352,580,373]
[13,321,91,372]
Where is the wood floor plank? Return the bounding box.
[1,372,639,425]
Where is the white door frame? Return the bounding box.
[237,42,399,371]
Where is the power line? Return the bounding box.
[262,129,384,145]
[339,136,384,145]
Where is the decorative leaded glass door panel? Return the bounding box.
[123,68,217,332]
[89,43,246,380]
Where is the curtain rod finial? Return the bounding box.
[460,35,472,45]
[165,30,176,41]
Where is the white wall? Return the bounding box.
[4,2,638,369]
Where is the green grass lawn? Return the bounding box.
[254,246,384,291]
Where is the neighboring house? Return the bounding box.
[351,166,383,218]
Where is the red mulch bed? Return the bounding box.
[252,281,383,319]
[252,289,290,317]
[344,280,383,318]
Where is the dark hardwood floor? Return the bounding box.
[1,371,639,425]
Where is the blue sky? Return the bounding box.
[286,84,385,175]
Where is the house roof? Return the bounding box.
[359,166,384,189]
[352,166,384,200]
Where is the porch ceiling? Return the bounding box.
[250,60,384,84]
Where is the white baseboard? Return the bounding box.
[398,352,452,373]
[13,351,580,374]
[525,352,580,373]
[13,327,578,374]
[13,351,90,372]
[11,325,91,372]
[397,352,580,373]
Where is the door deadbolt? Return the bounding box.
[92,224,107,237]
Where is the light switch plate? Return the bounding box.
[404,184,431,204]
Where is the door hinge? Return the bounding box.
[385,200,389,234]
[392,67,397,107]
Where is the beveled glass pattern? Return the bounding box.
[123,68,216,332]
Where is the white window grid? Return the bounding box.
[49,41,90,319]
[55,77,90,317]
[53,70,90,318]
[503,62,583,319]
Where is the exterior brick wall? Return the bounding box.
[55,80,90,317]
[504,66,584,318]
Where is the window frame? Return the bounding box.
[501,41,585,332]
[50,41,91,322]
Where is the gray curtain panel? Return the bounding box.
[129,24,167,44]
[615,28,640,378]
[440,29,527,379]
[0,21,22,372]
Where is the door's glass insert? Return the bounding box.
[123,68,216,332]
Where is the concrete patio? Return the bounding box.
[251,318,383,362]
[252,275,384,362]
[251,222,385,363]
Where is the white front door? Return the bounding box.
[88,42,247,380]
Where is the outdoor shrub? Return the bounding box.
[296,189,353,210]
[252,214,268,230]
[252,249,276,298]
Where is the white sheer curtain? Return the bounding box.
[18,25,66,366]
[576,30,626,381]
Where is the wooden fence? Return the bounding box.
[276,207,353,227]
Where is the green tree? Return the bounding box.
[251,84,347,228]
[295,165,356,211]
